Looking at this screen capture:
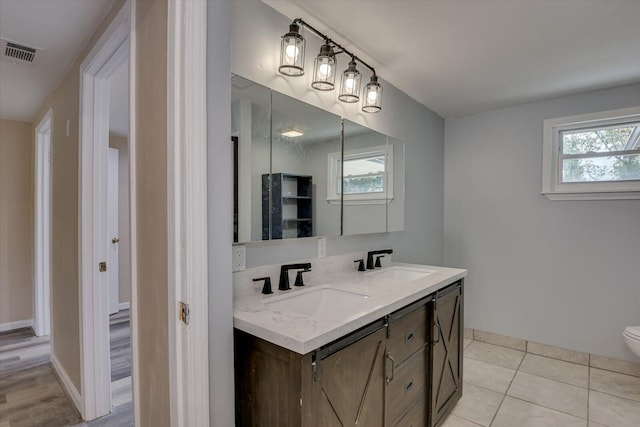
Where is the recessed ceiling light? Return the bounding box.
[281,129,304,138]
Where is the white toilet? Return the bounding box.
[623,326,640,358]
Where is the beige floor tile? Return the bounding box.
[588,422,608,427]
[590,367,640,401]
[589,390,640,427]
[464,328,474,340]
[464,338,472,349]
[526,341,589,366]
[440,414,483,427]
[464,340,524,370]
[450,383,503,427]
[506,371,587,418]
[473,329,526,351]
[464,357,515,394]
[590,354,640,378]
[518,353,589,388]
[492,396,586,427]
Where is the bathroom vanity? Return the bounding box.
[234,262,466,426]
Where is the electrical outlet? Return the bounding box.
[233,245,246,272]
[317,237,326,258]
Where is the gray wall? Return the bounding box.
[232,0,444,268]
[444,83,640,362]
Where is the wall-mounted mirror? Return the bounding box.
[270,91,342,239]
[231,74,405,243]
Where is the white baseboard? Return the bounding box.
[51,352,84,416]
[118,302,130,311]
[0,319,34,333]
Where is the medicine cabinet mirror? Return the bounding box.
[231,74,404,243]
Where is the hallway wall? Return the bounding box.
[0,119,34,327]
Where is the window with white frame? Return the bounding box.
[327,144,393,204]
[542,107,640,200]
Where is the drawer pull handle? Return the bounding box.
[405,379,414,392]
[386,352,395,383]
[405,332,415,343]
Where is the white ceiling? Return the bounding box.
[0,0,115,122]
[263,0,640,118]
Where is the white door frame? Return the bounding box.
[167,0,210,425]
[78,1,136,420]
[34,109,52,337]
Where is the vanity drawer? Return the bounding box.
[386,347,427,424]
[392,392,426,427]
[387,300,428,364]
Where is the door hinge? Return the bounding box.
[99,262,107,272]
[179,301,190,325]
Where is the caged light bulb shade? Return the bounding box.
[311,44,336,91]
[338,60,362,103]
[362,75,382,113]
[279,23,305,76]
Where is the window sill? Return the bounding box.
[327,198,393,205]
[542,191,640,201]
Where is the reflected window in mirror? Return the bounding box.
[328,145,393,204]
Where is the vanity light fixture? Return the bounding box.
[311,43,336,90]
[278,23,305,76]
[338,59,362,103]
[278,18,383,113]
[362,75,382,113]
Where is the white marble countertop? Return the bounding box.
[233,262,467,354]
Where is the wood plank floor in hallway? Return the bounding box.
[0,310,133,426]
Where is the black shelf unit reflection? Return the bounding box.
[262,173,313,239]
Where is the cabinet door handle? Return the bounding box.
[386,352,395,383]
[433,321,441,344]
[405,332,414,344]
[405,379,414,392]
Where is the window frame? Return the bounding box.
[542,106,640,200]
[327,144,394,205]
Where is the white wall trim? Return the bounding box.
[127,2,141,425]
[167,0,210,425]
[34,108,53,337]
[51,352,83,415]
[118,302,131,311]
[78,1,131,420]
[0,319,34,333]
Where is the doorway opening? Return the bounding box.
[78,2,136,422]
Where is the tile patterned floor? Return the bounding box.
[443,338,640,427]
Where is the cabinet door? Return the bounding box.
[307,327,386,427]
[430,282,463,426]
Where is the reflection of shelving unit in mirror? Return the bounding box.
[262,173,313,239]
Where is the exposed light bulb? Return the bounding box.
[345,77,355,90]
[285,44,298,59]
[319,63,331,77]
[367,90,378,101]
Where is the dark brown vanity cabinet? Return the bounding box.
[429,281,464,427]
[234,280,464,427]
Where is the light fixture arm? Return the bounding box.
[291,18,377,77]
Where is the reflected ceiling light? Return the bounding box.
[281,129,304,138]
[278,18,383,113]
[278,23,305,76]
[338,59,361,103]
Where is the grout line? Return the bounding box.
[488,347,527,426]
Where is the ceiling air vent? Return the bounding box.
[1,38,41,66]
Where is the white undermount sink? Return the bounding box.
[264,285,369,317]
[367,266,436,282]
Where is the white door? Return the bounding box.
[108,148,119,315]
